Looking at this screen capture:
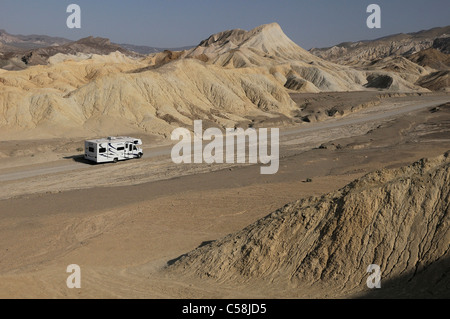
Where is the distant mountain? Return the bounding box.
[0,36,142,70]
[309,25,450,66]
[120,43,193,55]
[23,36,141,61]
[0,29,71,51]
[0,29,193,56]
[0,29,196,70]
[308,25,450,91]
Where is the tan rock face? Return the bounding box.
[168,152,450,297]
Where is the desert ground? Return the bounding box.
[0,92,448,298]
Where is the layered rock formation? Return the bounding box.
[168,153,450,298]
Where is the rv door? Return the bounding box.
[125,143,133,159]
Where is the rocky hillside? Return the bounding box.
[0,52,297,138]
[185,23,368,92]
[309,26,450,66]
[309,26,450,91]
[433,37,450,54]
[167,152,450,298]
[407,48,450,70]
[183,23,428,92]
[0,23,437,139]
[405,48,450,91]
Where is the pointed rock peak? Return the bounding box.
[249,22,282,33]
[190,22,313,63]
[243,22,294,44]
[198,22,292,49]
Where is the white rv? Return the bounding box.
[84,137,143,163]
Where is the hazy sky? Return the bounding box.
[0,0,448,49]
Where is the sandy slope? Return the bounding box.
[0,54,297,139]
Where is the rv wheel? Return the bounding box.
[137,153,142,159]
[113,158,118,163]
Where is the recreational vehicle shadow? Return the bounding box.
[64,154,97,165]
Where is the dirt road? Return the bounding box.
[0,96,448,186]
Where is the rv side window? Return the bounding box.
[117,147,125,151]
[99,148,107,153]
[89,147,94,153]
